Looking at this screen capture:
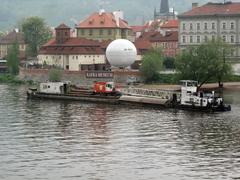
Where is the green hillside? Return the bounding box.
[0,0,221,30]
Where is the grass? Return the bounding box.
[0,74,25,84]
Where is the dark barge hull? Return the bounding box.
[176,104,231,112]
[27,92,120,104]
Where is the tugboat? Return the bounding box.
[178,80,231,112]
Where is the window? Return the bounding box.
[231,35,234,43]
[197,23,200,30]
[99,29,103,35]
[182,36,186,43]
[204,23,208,30]
[89,29,93,36]
[190,36,193,43]
[212,23,215,30]
[72,56,74,59]
[76,56,78,59]
[190,23,193,30]
[197,36,200,43]
[222,22,226,30]
[81,29,85,35]
[204,36,208,42]
[182,23,186,30]
[222,35,226,42]
[108,29,112,35]
[65,32,68,36]
[231,22,234,30]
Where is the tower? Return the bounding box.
[160,0,169,14]
[154,0,174,20]
[55,23,71,44]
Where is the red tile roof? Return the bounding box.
[40,37,105,55]
[77,12,130,29]
[180,2,240,17]
[0,30,25,44]
[160,19,179,29]
[43,38,101,47]
[131,25,146,33]
[149,31,178,42]
[138,31,178,42]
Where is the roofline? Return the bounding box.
[43,44,101,48]
[76,26,131,29]
[178,13,240,19]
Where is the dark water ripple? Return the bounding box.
[0,85,240,180]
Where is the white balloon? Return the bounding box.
[106,39,137,68]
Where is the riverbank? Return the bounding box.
[0,74,33,85]
[138,82,240,91]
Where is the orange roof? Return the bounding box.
[43,38,101,47]
[39,38,105,55]
[148,31,178,42]
[131,25,146,33]
[180,2,240,17]
[77,12,130,29]
[160,19,179,29]
[137,31,178,42]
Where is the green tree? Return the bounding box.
[7,41,19,75]
[0,31,5,38]
[140,48,163,82]
[163,57,175,69]
[175,39,232,88]
[48,68,63,82]
[21,16,52,57]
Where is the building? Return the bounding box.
[0,59,7,73]
[154,0,175,20]
[178,2,240,64]
[136,31,179,57]
[131,25,146,39]
[160,19,179,31]
[0,30,26,60]
[76,10,133,41]
[38,24,109,71]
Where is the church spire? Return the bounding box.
[160,0,169,14]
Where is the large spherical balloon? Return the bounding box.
[106,39,137,68]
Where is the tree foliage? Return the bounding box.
[175,39,232,88]
[163,57,175,69]
[48,68,63,82]
[7,41,19,75]
[21,16,52,57]
[140,48,163,82]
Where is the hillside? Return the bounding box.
[0,0,224,30]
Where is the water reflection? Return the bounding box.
[0,85,240,180]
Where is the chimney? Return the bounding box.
[192,3,198,9]
[113,10,124,27]
[99,9,105,16]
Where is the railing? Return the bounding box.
[121,88,180,99]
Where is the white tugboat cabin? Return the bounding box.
[179,80,227,110]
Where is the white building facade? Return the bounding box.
[178,2,240,74]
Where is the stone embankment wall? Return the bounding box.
[19,67,142,86]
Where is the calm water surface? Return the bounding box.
[0,85,240,180]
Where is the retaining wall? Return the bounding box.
[19,67,142,86]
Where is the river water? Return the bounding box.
[0,84,240,180]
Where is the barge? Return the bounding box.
[27,80,231,112]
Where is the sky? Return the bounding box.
[0,0,240,31]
